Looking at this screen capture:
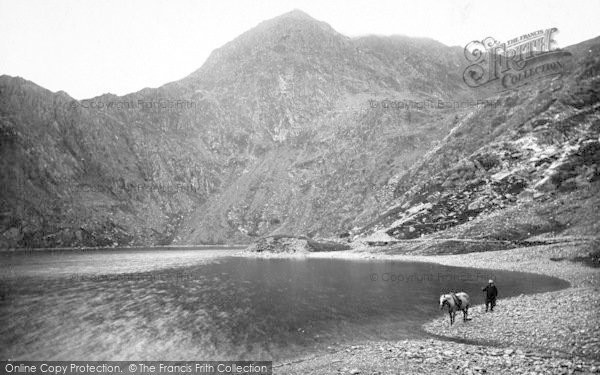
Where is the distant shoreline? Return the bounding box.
[0,244,248,253]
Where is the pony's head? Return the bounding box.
[439,294,449,309]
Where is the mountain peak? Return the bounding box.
[275,9,316,21]
[182,9,345,84]
[256,9,332,32]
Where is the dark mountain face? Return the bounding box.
[1,11,597,249]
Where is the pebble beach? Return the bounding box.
[267,241,600,374]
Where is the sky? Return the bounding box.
[1,0,599,99]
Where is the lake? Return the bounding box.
[0,248,569,361]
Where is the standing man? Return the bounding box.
[482,279,498,312]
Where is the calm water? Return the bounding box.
[0,249,569,361]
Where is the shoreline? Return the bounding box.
[0,244,248,252]
[268,242,600,374]
[4,240,598,372]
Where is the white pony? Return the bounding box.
[439,292,470,325]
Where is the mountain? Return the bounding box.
[356,36,600,253]
[1,11,598,249]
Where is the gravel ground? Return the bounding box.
[269,241,600,374]
[276,339,599,374]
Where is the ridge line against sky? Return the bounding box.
[1,0,599,100]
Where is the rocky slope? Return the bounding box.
[356,36,600,250]
[0,10,478,248]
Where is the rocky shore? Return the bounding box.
[246,235,351,253]
[270,241,600,374]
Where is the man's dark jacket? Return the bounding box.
[482,285,498,301]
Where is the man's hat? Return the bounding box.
[489,279,494,284]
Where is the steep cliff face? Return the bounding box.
[0,76,210,248]
[357,37,600,250]
[0,10,477,248]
